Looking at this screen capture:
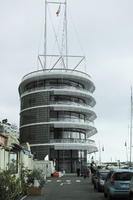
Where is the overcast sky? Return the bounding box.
[1,0,133,163]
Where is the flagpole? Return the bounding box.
[65,0,68,68]
[125,141,128,163]
[130,86,133,166]
[98,141,101,164]
[44,0,47,69]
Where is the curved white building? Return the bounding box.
[19,68,97,172]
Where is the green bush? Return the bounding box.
[26,169,46,188]
[20,166,31,195]
[0,170,21,200]
[20,167,46,194]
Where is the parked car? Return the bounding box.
[91,172,97,185]
[104,169,133,199]
[94,169,110,192]
[129,175,133,199]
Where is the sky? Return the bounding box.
[0,0,133,163]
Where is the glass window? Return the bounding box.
[63,132,71,139]
[71,112,79,119]
[81,133,85,139]
[50,95,55,101]
[49,80,58,85]
[29,98,36,106]
[9,152,18,174]
[71,132,79,139]
[37,80,44,87]
[113,172,133,181]
[50,111,58,118]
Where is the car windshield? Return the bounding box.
[113,172,133,181]
[100,172,108,179]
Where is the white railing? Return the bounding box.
[21,85,93,97]
[50,118,90,123]
[49,101,92,108]
[50,139,96,145]
[22,68,91,81]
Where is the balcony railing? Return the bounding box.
[50,117,91,123]
[49,101,92,108]
[50,138,96,145]
[22,68,92,81]
[21,85,94,97]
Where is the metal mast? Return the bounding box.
[38,0,85,70]
[43,0,68,69]
[65,0,68,68]
[130,86,133,166]
[44,0,47,69]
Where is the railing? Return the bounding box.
[49,101,92,108]
[22,68,92,81]
[21,85,94,96]
[50,138,96,145]
[50,117,91,123]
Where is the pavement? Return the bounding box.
[23,175,104,200]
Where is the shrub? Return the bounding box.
[20,167,46,195]
[26,169,46,188]
[0,170,21,200]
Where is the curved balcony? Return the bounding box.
[20,87,96,107]
[53,89,96,107]
[20,121,97,138]
[49,101,94,109]
[22,69,91,81]
[52,121,97,137]
[20,85,95,97]
[53,104,96,121]
[30,139,98,153]
[20,103,96,121]
[20,69,95,93]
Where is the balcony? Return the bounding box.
[22,69,92,82]
[30,138,98,152]
[50,138,96,145]
[20,85,94,98]
[50,138,98,152]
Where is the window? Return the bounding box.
[29,98,36,106]
[113,172,133,181]
[50,111,58,119]
[81,133,85,139]
[37,80,44,87]
[71,132,79,139]
[9,152,18,174]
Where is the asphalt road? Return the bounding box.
[25,175,105,200]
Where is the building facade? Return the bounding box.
[19,68,97,173]
[0,122,33,174]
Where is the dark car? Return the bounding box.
[104,169,133,199]
[94,169,110,192]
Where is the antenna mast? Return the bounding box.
[65,0,68,68]
[38,0,85,70]
[130,86,133,166]
[43,0,68,69]
[44,0,47,69]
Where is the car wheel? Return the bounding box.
[107,193,112,200]
[104,192,107,198]
[130,193,133,200]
